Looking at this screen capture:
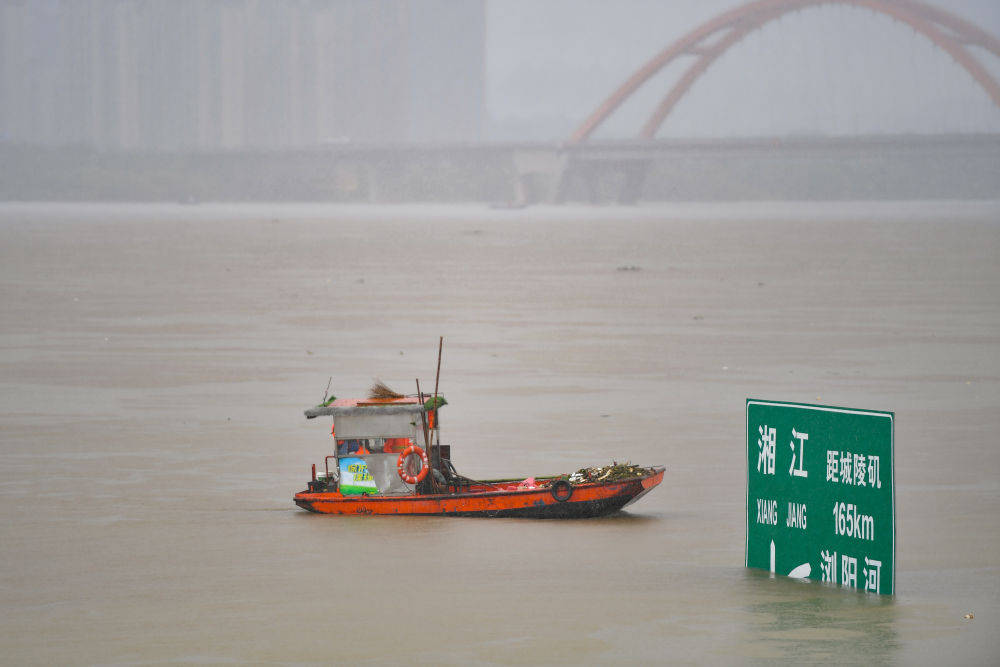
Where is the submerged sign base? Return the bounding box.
[746,399,894,594]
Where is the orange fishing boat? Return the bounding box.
[293,394,664,518]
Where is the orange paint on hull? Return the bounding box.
[294,468,664,518]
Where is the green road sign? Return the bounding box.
[746,399,895,594]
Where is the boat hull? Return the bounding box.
[293,467,664,518]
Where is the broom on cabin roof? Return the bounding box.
[369,379,405,400]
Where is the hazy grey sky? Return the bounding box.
[3,0,999,149]
[487,0,1000,140]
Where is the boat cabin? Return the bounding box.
[304,397,445,495]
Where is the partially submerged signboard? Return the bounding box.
[746,399,895,594]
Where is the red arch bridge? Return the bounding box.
[511,0,1000,203]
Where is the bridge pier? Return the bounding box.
[511,148,567,204]
[617,158,652,204]
[556,153,653,204]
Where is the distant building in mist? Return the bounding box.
[0,0,485,151]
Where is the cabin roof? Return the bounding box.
[304,396,427,419]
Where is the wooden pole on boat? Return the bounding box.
[433,337,443,397]
[416,379,430,450]
[431,336,443,456]
[415,379,434,494]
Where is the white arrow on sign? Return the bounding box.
[771,539,812,579]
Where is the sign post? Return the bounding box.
[746,399,894,594]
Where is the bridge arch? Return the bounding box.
[568,0,1000,144]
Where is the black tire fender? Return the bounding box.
[551,479,573,502]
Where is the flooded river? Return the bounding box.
[1,201,998,663]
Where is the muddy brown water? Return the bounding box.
[1,202,998,664]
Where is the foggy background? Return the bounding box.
[2,0,999,200]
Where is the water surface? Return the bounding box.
[1,202,997,663]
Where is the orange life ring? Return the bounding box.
[396,445,429,484]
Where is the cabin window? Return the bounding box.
[336,437,416,456]
[336,438,378,456]
[337,438,414,456]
